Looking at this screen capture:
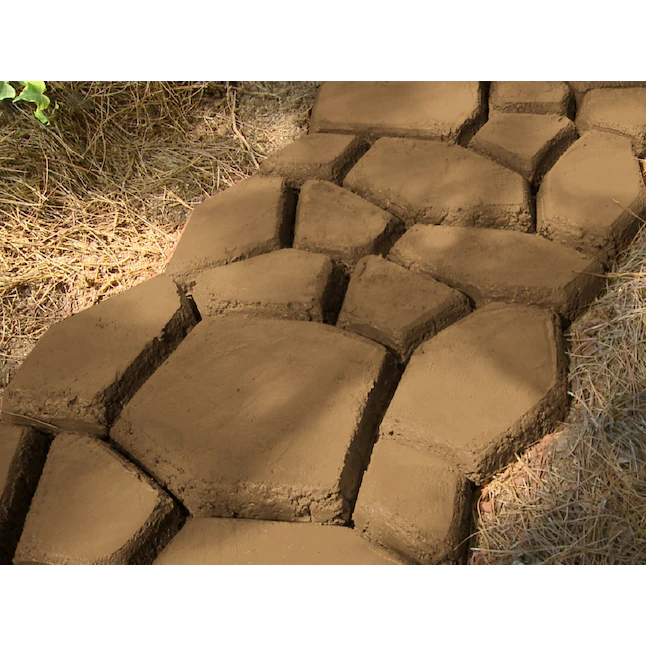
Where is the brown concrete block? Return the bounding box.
[0,424,49,564]
[468,113,578,184]
[343,137,533,232]
[388,224,606,322]
[191,248,343,323]
[537,130,646,267]
[353,437,472,564]
[309,81,486,144]
[165,176,294,288]
[258,133,369,187]
[293,180,404,270]
[2,275,197,437]
[154,517,402,565]
[13,433,182,564]
[380,303,567,485]
[337,255,471,363]
[112,317,399,524]
[576,88,646,157]
[489,82,574,116]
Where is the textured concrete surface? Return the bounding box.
[537,130,646,266]
[309,81,486,144]
[389,224,606,322]
[258,133,368,187]
[344,137,533,231]
[13,433,181,564]
[5,80,643,565]
[191,248,341,322]
[165,176,294,287]
[293,180,403,270]
[112,317,398,524]
[379,304,567,484]
[576,88,646,157]
[468,113,577,184]
[0,424,49,564]
[155,517,401,564]
[353,437,472,564]
[2,275,196,437]
[337,255,471,362]
[490,82,573,116]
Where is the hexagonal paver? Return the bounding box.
[165,176,294,288]
[293,180,404,270]
[343,137,532,231]
[353,437,472,564]
[2,275,197,437]
[576,88,646,156]
[537,130,646,266]
[489,81,574,116]
[112,317,398,524]
[191,248,342,322]
[154,518,401,565]
[379,303,567,484]
[309,82,486,144]
[388,224,605,322]
[0,424,49,564]
[468,113,577,184]
[258,133,368,188]
[13,433,181,564]
[337,255,471,363]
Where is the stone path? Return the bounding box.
[2,81,646,565]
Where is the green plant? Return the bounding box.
[0,81,58,125]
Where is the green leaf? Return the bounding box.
[13,81,50,111]
[0,81,16,101]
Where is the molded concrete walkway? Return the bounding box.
[2,81,646,565]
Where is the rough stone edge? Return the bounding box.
[2,280,199,438]
[489,82,575,119]
[354,441,474,564]
[382,308,568,486]
[468,117,578,185]
[338,279,473,364]
[0,426,50,564]
[389,241,606,325]
[12,434,184,565]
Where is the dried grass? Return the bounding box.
[470,170,646,564]
[0,81,318,401]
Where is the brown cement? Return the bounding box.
[537,130,646,266]
[0,424,49,564]
[576,88,646,157]
[388,224,606,322]
[258,133,369,187]
[309,82,486,144]
[293,180,404,270]
[337,255,471,363]
[353,437,472,564]
[191,248,341,322]
[468,113,578,184]
[2,275,196,437]
[112,317,398,524]
[155,517,401,565]
[165,176,294,288]
[379,303,567,484]
[343,137,533,231]
[489,82,574,117]
[13,433,181,564]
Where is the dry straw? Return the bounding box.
[0,81,318,398]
